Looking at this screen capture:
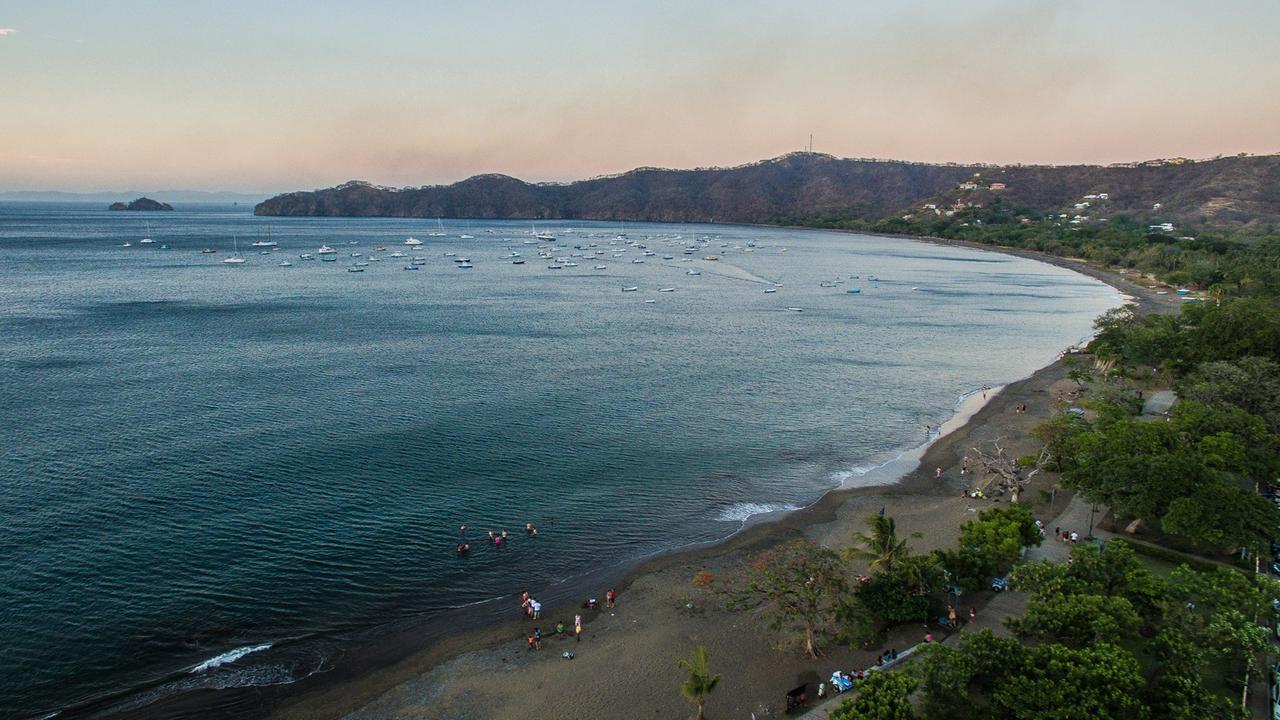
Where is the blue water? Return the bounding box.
[0,204,1122,718]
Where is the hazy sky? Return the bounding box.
[2,0,1278,192]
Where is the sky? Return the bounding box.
[1,0,1278,193]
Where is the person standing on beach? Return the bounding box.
[606,588,617,609]
[574,614,582,642]
[935,466,942,479]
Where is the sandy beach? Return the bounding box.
[239,246,1171,720]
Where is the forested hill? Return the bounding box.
[254,152,1280,231]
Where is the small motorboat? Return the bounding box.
[457,262,474,269]
[513,259,526,265]
[278,260,292,267]
[687,270,701,276]
[201,248,217,254]
[846,287,862,294]
[621,286,639,292]
[786,307,804,312]
[763,288,778,294]
[658,287,675,293]
[347,266,365,272]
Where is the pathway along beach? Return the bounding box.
[125,242,1163,720]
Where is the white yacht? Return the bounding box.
[317,245,337,255]
[403,237,424,247]
[223,236,246,264]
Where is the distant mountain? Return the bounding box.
[0,190,270,204]
[255,152,1280,230]
[108,197,174,212]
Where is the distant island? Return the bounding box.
[254,151,1280,232]
[108,197,174,211]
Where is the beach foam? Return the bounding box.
[716,502,800,523]
[190,644,272,674]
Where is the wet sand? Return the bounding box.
[249,249,1170,720]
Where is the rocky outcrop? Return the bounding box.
[108,197,174,211]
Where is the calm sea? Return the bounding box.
[0,204,1121,718]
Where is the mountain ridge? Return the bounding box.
[254,152,1280,230]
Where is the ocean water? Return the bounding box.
[0,204,1122,718]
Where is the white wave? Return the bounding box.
[716,502,799,523]
[190,643,272,673]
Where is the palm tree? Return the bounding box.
[844,514,910,574]
[677,645,720,720]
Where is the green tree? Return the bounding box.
[831,671,918,720]
[1006,592,1140,647]
[724,539,848,658]
[676,645,719,720]
[989,642,1149,720]
[915,643,978,720]
[845,514,911,574]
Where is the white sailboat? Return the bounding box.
[139,222,155,244]
[427,218,447,237]
[223,235,246,264]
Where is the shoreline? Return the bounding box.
[89,231,1165,720]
